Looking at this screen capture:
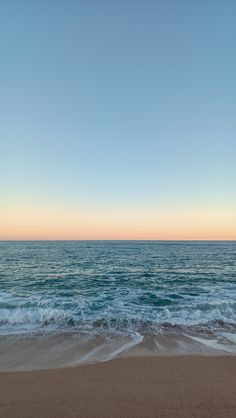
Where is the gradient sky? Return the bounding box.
[1,0,236,240]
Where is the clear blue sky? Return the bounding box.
[1,1,236,239]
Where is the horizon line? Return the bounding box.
[0,239,236,242]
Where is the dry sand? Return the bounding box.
[1,356,236,418]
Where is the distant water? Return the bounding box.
[0,241,236,369]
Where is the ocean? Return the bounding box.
[0,240,236,370]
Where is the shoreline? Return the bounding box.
[1,356,236,417]
[1,330,236,372]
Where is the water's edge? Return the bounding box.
[1,329,236,372]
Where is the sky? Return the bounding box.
[1,0,236,240]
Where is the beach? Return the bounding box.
[1,241,236,417]
[1,356,236,418]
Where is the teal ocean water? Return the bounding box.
[1,241,236,340]
[1,240,236,370]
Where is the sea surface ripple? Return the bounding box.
[0,241,236,340]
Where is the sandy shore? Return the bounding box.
[1,356,236,418]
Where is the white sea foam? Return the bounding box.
[185,335,236,354]
[74,332,143,365]
[220,333,236,344]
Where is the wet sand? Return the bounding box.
[1,356,236,418]
[1,331,234,372]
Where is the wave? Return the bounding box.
[1,288,236,333]
[1,303,236,339]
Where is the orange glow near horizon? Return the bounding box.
[1,205,235,241]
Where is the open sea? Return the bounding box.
[0,240,236,370]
